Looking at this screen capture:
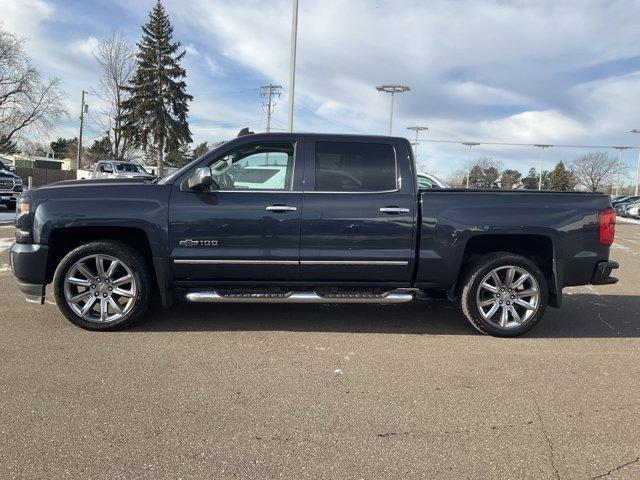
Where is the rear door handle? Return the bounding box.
[266,205,298,212]
[379,207,410,214]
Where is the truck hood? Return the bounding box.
[112,172,156,180]
[0,169,19,180]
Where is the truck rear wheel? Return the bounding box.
[460,253,548,337]
[53,240,152,330]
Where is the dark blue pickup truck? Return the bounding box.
[10,133,619,336]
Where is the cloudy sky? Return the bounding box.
[2,0,640,178]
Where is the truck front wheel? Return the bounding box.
[460,253,548,337]
[53,240,152,330]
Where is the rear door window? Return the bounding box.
[314,141,397,192]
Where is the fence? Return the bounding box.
[16,167,76,188]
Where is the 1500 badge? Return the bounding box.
[178,239,218,247]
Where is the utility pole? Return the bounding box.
[261,84,283,132]
[629,129,640,195]
[613,146,630,196]
[462,142,479,188]
[76,90,88,171]
[376,85,410,135]
[287,0,299,132]
[534,144,553,190]
[406,126,428,161]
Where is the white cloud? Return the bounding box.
[69,36,99,58]
[478,110,586,143]
[0,0,54,39]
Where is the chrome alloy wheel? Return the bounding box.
[63,254,138,324]
[475,265,540,329]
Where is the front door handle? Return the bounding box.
[379,207,410,214]
[266,205,298,212]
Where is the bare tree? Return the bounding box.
[446,168,468,188]
[91,32,136,160]
[0,28,66,149]
[570,152,621,192]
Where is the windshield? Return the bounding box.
[115,163,148,173]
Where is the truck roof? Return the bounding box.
[234,131,411,143]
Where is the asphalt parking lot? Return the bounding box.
[0,224,639,479]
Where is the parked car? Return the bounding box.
[614,196,640,215]
[625,201,640,219]
[91,161,156,181]
[10,132,619,337]
[0,165,23,211]
[0,157,17,174]
[417,172,450,189]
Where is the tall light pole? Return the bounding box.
[287,0,299,132]
[376,85,410,135]
[613,146,630,196]
[407,126,428,161]
[534,144,553,190]
[76,90,89,171]
[462,142,479,188]
[629,129,640,195]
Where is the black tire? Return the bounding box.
[459,252,548,337]
[53,240,152,330]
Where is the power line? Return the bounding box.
[416,138,640,150]
[260,84,283,132]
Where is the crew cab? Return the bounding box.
[10,133,619,336]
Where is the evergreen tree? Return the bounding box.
[547,161,576,191]
[522,168,539,189]
[165,143,191,167]
[50,137,73,157]
[0,136,19,154]
[88,136,112,156]
[500,169,522,189]
[121,0,193,177]
[467,157,501,188]
[191,141,209,160]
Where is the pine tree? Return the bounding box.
[121,0,192,177]
[0,136,19,154]
[165,143,191,167]
[547,161,574,191]
[522,168,539,189]
[500,169,522,189]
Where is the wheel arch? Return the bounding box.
[459,233,561,307]
[46,226,171,307]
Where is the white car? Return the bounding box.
[417,172,450,189]
[626,202,640,219]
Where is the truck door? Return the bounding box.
[169,138,303,282]
[300,139,416,283]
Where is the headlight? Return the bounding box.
[14,178,22,185]
[15,196,32,243]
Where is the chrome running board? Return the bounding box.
[184,290,414,304]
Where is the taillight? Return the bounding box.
[598,208,616,246]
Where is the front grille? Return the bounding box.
[0,179,14,189]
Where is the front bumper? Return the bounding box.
[10,242,49,304]
[0,190,17,204]
[590,260,619,285]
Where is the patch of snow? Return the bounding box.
[0,238,13,253]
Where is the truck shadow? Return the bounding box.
[132,294,640,339]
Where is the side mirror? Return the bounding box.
[187,167,215,191]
